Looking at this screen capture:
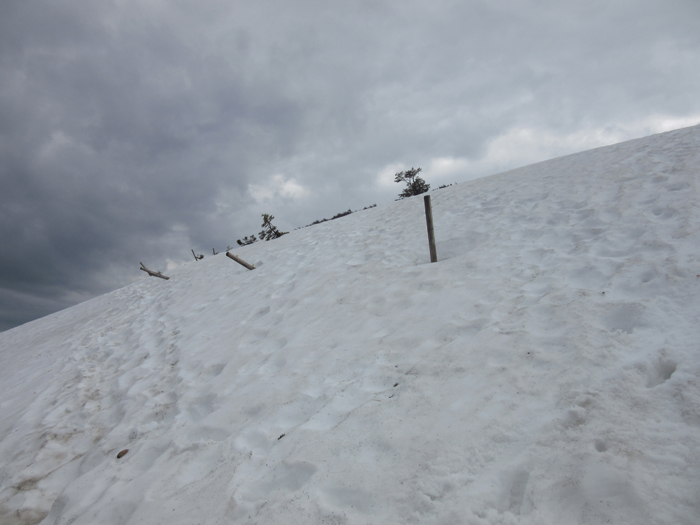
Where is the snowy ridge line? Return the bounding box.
[1,124,700,524]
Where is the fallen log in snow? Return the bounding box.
[226,252,255,270]
[139,262,170,280]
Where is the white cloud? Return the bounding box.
[375,163,407,189]
[249,174,309,203]
[636,114,700,135]
[440,114,700,183]
[38,131,90,161]
[424,157,470,180]
[376,113,700,191]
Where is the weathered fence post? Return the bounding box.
[226,252,255,270]
[424,195,438,263]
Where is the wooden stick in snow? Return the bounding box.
[424,195,438,263]
[140,262,170,280]
[226,252,255,270]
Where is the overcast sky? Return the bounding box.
[1,0,699,331]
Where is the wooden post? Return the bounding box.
[424,195,438,263]
[226,252,255,270]
[140,262,170,280]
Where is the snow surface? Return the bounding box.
[2,125,700,525]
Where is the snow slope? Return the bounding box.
[1,125,700,525]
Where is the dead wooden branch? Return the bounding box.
[226,252,255,270]
[140,262,170,280]
[191,249,204,261]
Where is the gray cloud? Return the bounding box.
[2,0,700,330]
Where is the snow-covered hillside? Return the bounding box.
[1,125,700,525]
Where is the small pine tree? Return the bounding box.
[259,214,288,241]
[237,235,258,246]
[395,167,429,199]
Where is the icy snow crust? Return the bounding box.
[2,126,700,525]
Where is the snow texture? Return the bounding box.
[1,125,700,525]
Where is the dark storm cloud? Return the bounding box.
[2,0,700,330]
[0,0,306,329]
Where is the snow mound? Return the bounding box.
[2,125,700,524]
